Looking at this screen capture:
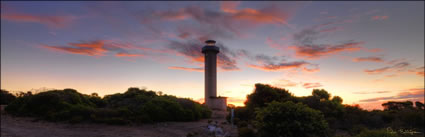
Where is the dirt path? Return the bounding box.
[1,113,237,137]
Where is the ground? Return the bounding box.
[1,106,237,137]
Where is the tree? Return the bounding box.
[255,101,329,137]
[312,89,331,100]
[332,96,343,104]
[245,83,293,109]
[1,89,16,105]
[415,101,424,110]
[382,101,414,111]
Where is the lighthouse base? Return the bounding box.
[208,97,227,118]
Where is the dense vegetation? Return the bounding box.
[1,89,16,105]
[2,88,211,124]
[230,83,424,137]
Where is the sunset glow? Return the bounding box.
[1,1,424,109]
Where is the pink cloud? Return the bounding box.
[1,12,76,28]
[42,41,107,56]
[220,1,240,13]
[359,88,425,103]
[248,61,312,72]
[302,83,322,89]
[352,56,384,62]
[266,37,286,50]
[371,16,389,21]
[42,40,156,59]
[115,53,144,57]
[409,66,424,77]
[272,79,298,88]
[168,66,203,72]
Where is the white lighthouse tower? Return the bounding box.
[202,40,227,115]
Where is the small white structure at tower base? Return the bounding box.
[209,96,227,118]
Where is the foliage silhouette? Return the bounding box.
[5,88,211,124]
[1,89,16,105]
[230,83,424,137]
[255,101,329,137]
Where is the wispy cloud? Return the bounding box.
[359,88,424,102]
[371,15,389,21]
[220,1,240,14]
[364,62,409,74]
[248,61,315,72]
[302,82,322,89]
[352,56,384,62]
[1,12,76,28]
[168,66,203,72]
[42,40,154,59]
[409,66,425,77]
[353,91,391,94]
[42,41,107,56]
[289,41,364,59]
[272,79,298,88]
[141,2,302,42]
[279,21,365,59]
[115,53,144,57]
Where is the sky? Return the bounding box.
[1,1,424,109]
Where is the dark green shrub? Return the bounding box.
[1,90,16,105]
[255,101,329,137]
[238,127,256,137]
[355,129,399,137]
[5,87,210,124]
[245,84,293,109]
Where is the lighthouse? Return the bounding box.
[202,40,227,113]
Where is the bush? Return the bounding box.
[255,101,329,137]
[1,90,16,105]
[245,84,293,109]
[238,127,256,137]
[355,129,399,137]
[5,88,211,124]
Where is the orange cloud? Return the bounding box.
[248,61,310,71]
[154,2,292,25]
[302,83,322,89]
[42,40,154,59]
[115,53,144,57]
[352,56,384,62]
[1,12,76,28]
[359,88,424,102]
[272,79,298,88]
[42,41,107,56]
[232,8,288,24]
[220,1,240,13]
[168,66,203,72]
[408,66,424,77]
[289,42,364,59]
[371,16,389,21]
